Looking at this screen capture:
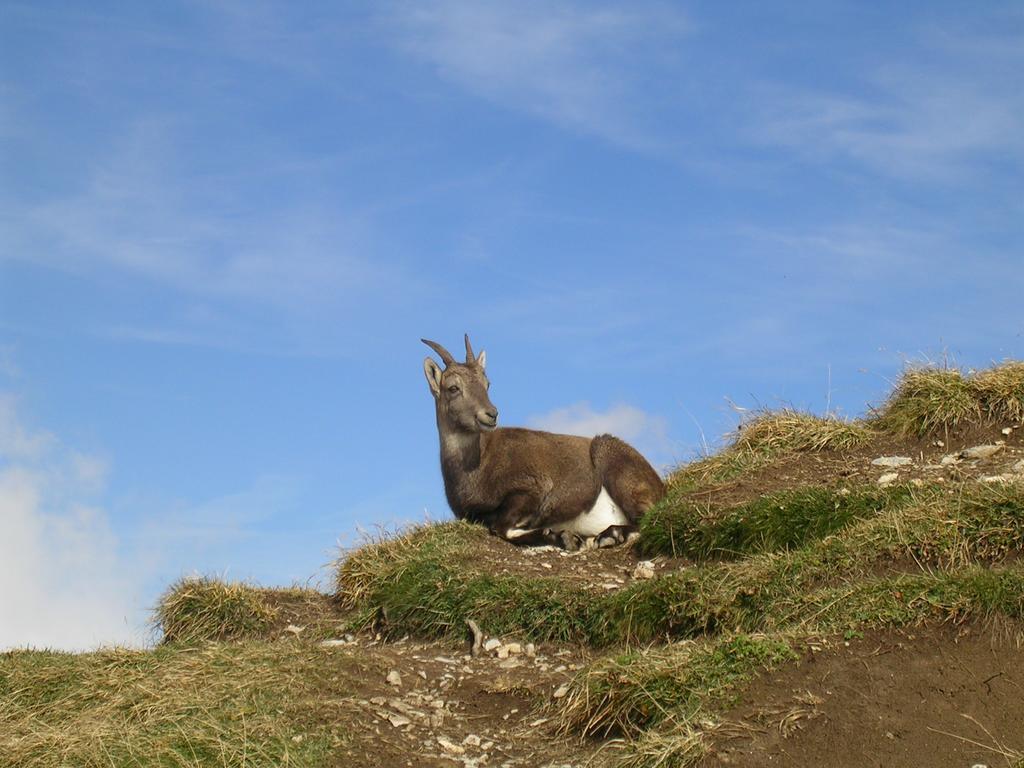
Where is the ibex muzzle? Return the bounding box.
[422,335,666,551]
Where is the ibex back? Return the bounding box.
[422,335,665,550]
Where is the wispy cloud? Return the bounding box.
[5,118,401,315]
[390,0,692,149]
[752,28,1024,182]
[0,395,142,651]
[528,401,672,464]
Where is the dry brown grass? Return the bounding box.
[876,362,1024,437]
[0,642,357,767]
[668,410,874,489]
[733,410,874,454]
[973,362,1024,424]
[155,577,279,644]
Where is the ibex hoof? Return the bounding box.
[555,530,586,552]
[595,525,634,548]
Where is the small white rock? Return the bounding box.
[504,642,522,655]
[1002,427,1014,436]
[387,713,410,728]
[632,561,656,580]
[386,670,402,687]
[483,638,502,652]
[463,734,482,748]
[437,737,465,755]
[962,444,1004,460]
[496,646,510,659]
[284,624,305,635]
[553,683,570,699]
[877,472,899,486]
[525,643,536,657]
[940,453,961,466]
[871,456,913,467]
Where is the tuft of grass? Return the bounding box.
[155,577,278,644]
[733,410,874,454]
[972,361,1024,424]
[876,367,980,437]
[639,484,917,559]
[667,411,873,490]
[877,361,1024,437]
[558,634,795,738]
[610,724,709,768]
[336,521,488,608]
[0,642,356,767]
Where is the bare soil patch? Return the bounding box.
[703,624,1024,768]
[316,634,596,767]
[683,422,1023,511]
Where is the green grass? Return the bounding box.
[334,484,1024,647]
[639,484,918,560]
[557,634,796,738]
[0,642,356,768]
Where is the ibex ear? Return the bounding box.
[423,357,443,397]
[477,350,486,370]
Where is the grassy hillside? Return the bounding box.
[3,362,1023,768]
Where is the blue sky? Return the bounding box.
[1,1,1021,649]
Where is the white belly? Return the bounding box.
[552,487,628,537]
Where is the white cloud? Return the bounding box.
[0,394,56,460]
[527,401,671,462]
[0,397,142,651]
[392,0,692,149]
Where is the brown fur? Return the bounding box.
[422,335,665,548]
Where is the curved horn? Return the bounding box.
[464,334,475,365]
[421,338,455,367]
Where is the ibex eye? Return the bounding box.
[448,385,460,393]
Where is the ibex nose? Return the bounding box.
[477,407,499,430]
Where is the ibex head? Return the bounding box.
[422,334,498,433]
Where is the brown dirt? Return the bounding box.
[702,624,1024,768]
[305,633,596,767]
[446,532,681,590]
[683,422,1023,511]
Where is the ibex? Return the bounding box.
[422,335,665,550]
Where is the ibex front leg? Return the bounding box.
[489,493,581,550]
